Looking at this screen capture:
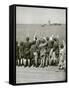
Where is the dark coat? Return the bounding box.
[16,45,19,60]
[23,41,31,59]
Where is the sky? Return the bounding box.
[16,6,66,24]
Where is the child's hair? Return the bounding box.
[26,37,29,41]
[35,37,37,40]
[46,37,49,41]
[60,44,64,49]
[42,39,45,43]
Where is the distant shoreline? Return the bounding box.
[16,24,65,25]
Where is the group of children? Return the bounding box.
[16,35,66,70]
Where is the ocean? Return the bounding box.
[16,24,66,43]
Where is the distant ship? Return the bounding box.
[41,24,47,27]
